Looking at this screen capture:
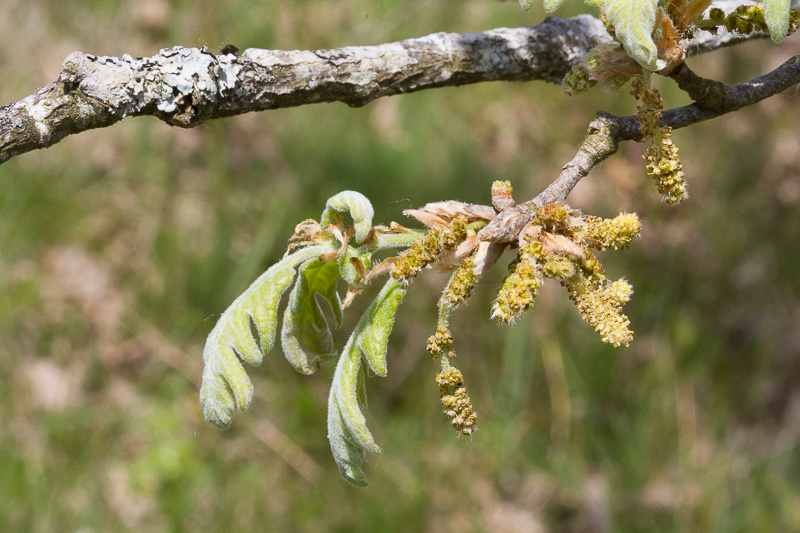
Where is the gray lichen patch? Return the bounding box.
[59,46,243,123]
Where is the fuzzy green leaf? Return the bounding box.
[327,278,407,485]
[200,245,331,429]
[280,258,340,374]
[319,277,344,330]
[327,400,369,486]
[543,0,566,12]
[353,277,406,377]
[320,190,375,244]
[764,0,791,42]
[596,0,665,71]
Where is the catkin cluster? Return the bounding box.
[391,218,468,281]
[491,203,640,347]
[632,73,688,204]
[709,5,799,36]
[436,367,477,436]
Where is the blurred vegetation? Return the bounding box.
[1,0,799,531]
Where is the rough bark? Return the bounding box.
[0,13,760,166]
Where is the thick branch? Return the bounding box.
[0,16,609,165]
[0,14,758,166]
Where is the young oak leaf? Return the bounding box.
[320,190,375,244]
[590,0,666,71]
[327,388,369,486]
[200,244,332,429]
[543,0,567,12]
[327,277,407,485]
[764,0,791,42]
[280,258,341,375]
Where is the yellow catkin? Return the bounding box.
[435,367,477,436]
[391,218,468,281]
[644,129,688,204]
[575,282,634,347]
[491,241,544,324]
[584,213,642,250]
[440,254,478,308]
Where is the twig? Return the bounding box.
[471,52,800,242]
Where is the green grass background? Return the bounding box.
[1,0,799,531]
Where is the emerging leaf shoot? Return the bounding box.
[327,278,407,485]
[202,186,641,483]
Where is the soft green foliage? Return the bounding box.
[764,0,791,41]
[596,0,665,70]
[337,246,372,288]
[543,0,568,13]
[200,245,331,429]
[199,191,420,482]
[280,258,341,374]
[320,190,375,244]
[327,278,407,485]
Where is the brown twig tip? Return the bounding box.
[491,180,516,211]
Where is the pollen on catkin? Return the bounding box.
[562,64,597,97]
[491,238,544,324]
[543,257,578,281]
[584,213,642,250]
[575,282,634,347]
[391,218,468,281]
[632,73,689,205]
[645,129,688,204]
[440,253,478,308]
[606,278,633,304]
[436,367,477,436]
[534,202,570,230]
[427,326,454,357]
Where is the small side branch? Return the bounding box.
[527,54,800,206]
[527,116,620,207]
[618,54,800,141]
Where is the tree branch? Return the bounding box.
[0,15,605,165]
[472,50,800,243]
[620,54,800,141]
[527,54,800,209]
[0,14,759,166]
[528,116,620,207]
